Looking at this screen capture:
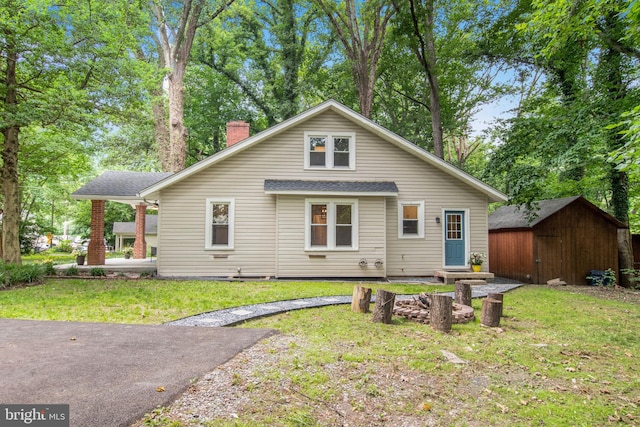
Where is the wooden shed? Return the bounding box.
[489,196,626,285]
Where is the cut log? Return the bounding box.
[372,289,396,324]
[454,281,472,306]
[481,298,502,327]
[487,292,504,317]
[351,285,372,313]
[430,294,453,333]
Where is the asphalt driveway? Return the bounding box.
[0,319,276,427]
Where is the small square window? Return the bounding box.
[398,201,424,239]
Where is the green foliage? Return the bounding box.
[64,266,79,276]
[89,268,106,277]
[54,240,73,254]
[0,262,46,289]
[70,200,135,244]
[621,269,640,289]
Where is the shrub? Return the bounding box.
[64,266,79,276]
[54,240,73,253]
[90,267,106,277]
[0,262,46,288]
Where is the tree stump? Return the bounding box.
[454,281,472,306]
[372,289,396,324]
[430,294,453,333]
[351,285,372,313]
[481,298,502,327]
[487,292,504,317]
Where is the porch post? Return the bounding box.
[87,200,106,265]
[133,204,147,259]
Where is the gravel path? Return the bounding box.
[166,282,522,327]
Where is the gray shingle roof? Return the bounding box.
[72,171,173,199]
[488,196,625,230]
[113,215,158,234]
[264,179,398,195]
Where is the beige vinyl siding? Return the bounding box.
[275,195,386,277]
[157,110,490,277]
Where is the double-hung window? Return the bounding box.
[205,198,235,249]
[305,132,355,169]
[398,201,425,238]
[306,199,358,250]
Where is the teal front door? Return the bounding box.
[444,211,466,267]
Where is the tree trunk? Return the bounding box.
[372,289,395,324]
[166,67,187,172]
[487,292,504,317]
[1,126,21,264]
[599,10,633,286]
[454,281,472,306]
[1,34,21,264]
[351,285,372,313]
[430,294,452,333]
[481,298,502,327]
[152,87,171,171]
[403,0,444,159]
[618,228,633,287]
[315,0,393,119]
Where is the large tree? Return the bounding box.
[390,0,443,157]
[0,0,148,263]
[194,0,327,127]
[485,0,639,285]
[149,0,235,172]
[314,0,394,119]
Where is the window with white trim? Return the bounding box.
[205,198,234,249]
[398,201,425,238]
[304,132,355,169]
[306,199,358,250]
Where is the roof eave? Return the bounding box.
[265,190,398,197]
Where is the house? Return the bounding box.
[113,215,158,252]
[488,196,626,285]
[74,100,507,278]
[140,100,507,278]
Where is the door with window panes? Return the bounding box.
[444,211,466,266]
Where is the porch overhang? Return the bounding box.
[71,171,172,265]
[264,179,399,197]
[71,171,173,206]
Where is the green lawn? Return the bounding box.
[0,278,448,324]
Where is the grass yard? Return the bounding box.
[1,279,639,426]
[145,285,640,427]
[0,278,448,324]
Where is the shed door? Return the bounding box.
[444,211,466,267]
[535,235,562,283]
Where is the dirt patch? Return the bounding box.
[551,284,640,304]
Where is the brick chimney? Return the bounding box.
[226,121,250,147]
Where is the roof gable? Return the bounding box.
[138,100,507,202]
[489,196,626,230]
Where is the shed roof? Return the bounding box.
[489,196,626,230]
[71,171,173,204]
[264,179,398,196]
[113,215,158,235]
